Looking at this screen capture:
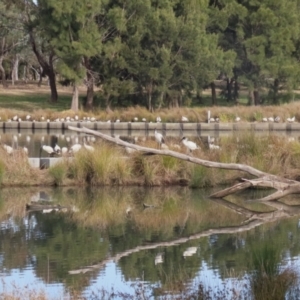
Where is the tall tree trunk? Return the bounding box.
[0,56,8,87]
[83,57,94,110]
[11,55,19,85]
[211,81,216,106]
[226,78,233,102]
[29,32,58,102]
[273,78,279,104]
[248,90,255,106]
[71,84,79,112]
[254,89,260,106]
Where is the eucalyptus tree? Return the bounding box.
[29,0,102,111]
[209,0,300,105]
[0,0,27,87]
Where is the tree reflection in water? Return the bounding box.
[0,187,300,298]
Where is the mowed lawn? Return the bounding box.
[0,82,86,112]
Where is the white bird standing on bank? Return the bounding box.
[54,144,61,154]
[156,116,161,123]
[235,116,241,122]
[69,144,82,154]
[84,141,95,152]
[40,145,56,157]
[181,116,189,122]
[3,144,13,155]
[181,137,200,153]
[154,129,165,149]
[287,116,296,123]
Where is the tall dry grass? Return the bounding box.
[1,132,300,187]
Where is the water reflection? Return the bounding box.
[0,187,300,298]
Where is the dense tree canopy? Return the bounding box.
[1,0,300,110]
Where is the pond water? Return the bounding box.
[1,186,300,299]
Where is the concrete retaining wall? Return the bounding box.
[1,121,300,133]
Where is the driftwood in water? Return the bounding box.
[68,126,300,202]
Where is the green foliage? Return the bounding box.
[189,165,211,188]
[0,159,5,185]
[48,163,66,186]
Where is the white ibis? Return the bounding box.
[84,142,95,152]
[287,116,295,123]
[40,145,56,157]
[142,118,147,122]
[235,116,241,122]
[69,144,82,154]
[275,116,280,123]
[156,116,161,123]
[54,144,61,154]
[3,144,13,155]
[181,116,189,122]
[61,147,68,155]
[154,129,165,149]
[181,137,200,153]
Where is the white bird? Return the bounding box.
[287,116,295,123]
[156,116,161,123]
[181,116,189,122]
[181,137,200,153]
[3,144,13,154]
[142,118,147,122]
[262,117,268,122]
[209,117,215,123]
[61,147,68,155]
[26,115,31,121]
[235,116,241,122]
[183,247,197,258]
[41,145,56,156]
[274,116,280,123]
[54,144,61,154]
[268,117,274,122]
[209,143,220,150]
[133,117,138,122]
[155,253,164,265]
[154,129,165,149]
[84,142,95,152]
[125,146,137,154]
[23,147,28,155]
[75,115,79,121]
[115,119,120,123]
[69,144,82,154]
[12,115,18,121]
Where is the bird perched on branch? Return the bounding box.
[181,137,200,153]
[154,129,165,149]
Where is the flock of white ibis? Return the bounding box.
[3,115,195,124]
[0,128,221,157]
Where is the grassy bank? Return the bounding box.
[1,132,300,187]
[1,83,300,123]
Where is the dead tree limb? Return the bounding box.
[68,126,300,201]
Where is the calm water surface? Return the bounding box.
[0,186,300,299]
